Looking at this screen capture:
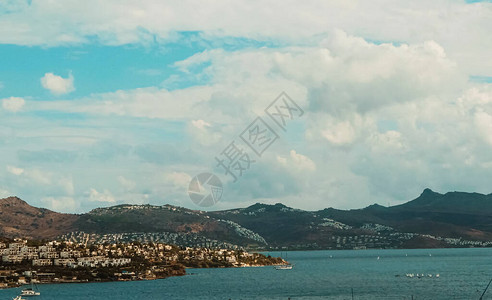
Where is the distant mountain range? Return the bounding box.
[2,189,492,250]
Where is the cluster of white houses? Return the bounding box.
[0,240,131,268]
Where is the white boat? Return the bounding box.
[13,296,27,300]
[20,288,40,296]
[275,264,293,270]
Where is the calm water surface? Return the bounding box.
[1,248,492,299]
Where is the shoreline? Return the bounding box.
[2,247,488,291]
[0,263,288,291]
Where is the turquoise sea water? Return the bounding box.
[2,248,492,299]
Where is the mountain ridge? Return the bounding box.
[2,189,492,249]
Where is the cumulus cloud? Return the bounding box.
[2,97,25,112]
[6,166,24,176]
[40,72,75,95]
[321,121,357,146]
[41,196,79,213]
[191,119,211,130]
[1,14,491,212]
[88,188,115,203]
[19,33,488,210]
[277,150,316,172]
[188,119,223,146]
[0,1,490,75]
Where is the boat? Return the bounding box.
[275,264,293,270]
[20,275,40,297]
[20,288,40,296]
[274,251,293,270]
[13,296,27,300]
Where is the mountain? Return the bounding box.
[0,196,78,239]
[71,204,267,247]
[396,188,492,215]
[2,189,492,249]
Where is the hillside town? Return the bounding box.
[58,231,244,250]
[0,238,285,289]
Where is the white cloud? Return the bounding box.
[321,121,357,146]
[191,119,211,130]
[7,166,24,176]
[88,188,115,203]
[1,15,491,213]
[18,33,487,211]
[165,172,192,188]
[277,150,316,172]
[0,1,490,75]
[2,97,25,112]
[40,72,75,95]
[188,119,223,146]
[41,196,79,213]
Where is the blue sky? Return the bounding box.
[0,0,491,213]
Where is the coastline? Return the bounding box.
[0,239,286,291]
[0,261,288,290]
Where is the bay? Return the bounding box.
[2,248,492,299]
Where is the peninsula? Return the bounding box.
[0,238,285,289]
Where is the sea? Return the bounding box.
[2,248,492,299]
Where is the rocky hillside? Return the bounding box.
[0,196,78,239]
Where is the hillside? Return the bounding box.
[1,189,492,249]
[72,204,267,248]
[206,189,492,248]
[0,196,78,239]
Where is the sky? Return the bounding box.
[0,0,491,213]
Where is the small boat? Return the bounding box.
[275,251,293,270]
[275,264,293,270]
[13,296,27,300]
[20,287,40,296]
[20,278,40,297]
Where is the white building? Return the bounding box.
[38,246,55,253]
[39,252,59,259]
[32,259,52,266]
[54,258,76,266]
[2,255,24,263]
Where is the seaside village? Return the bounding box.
[0,238,283,288]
